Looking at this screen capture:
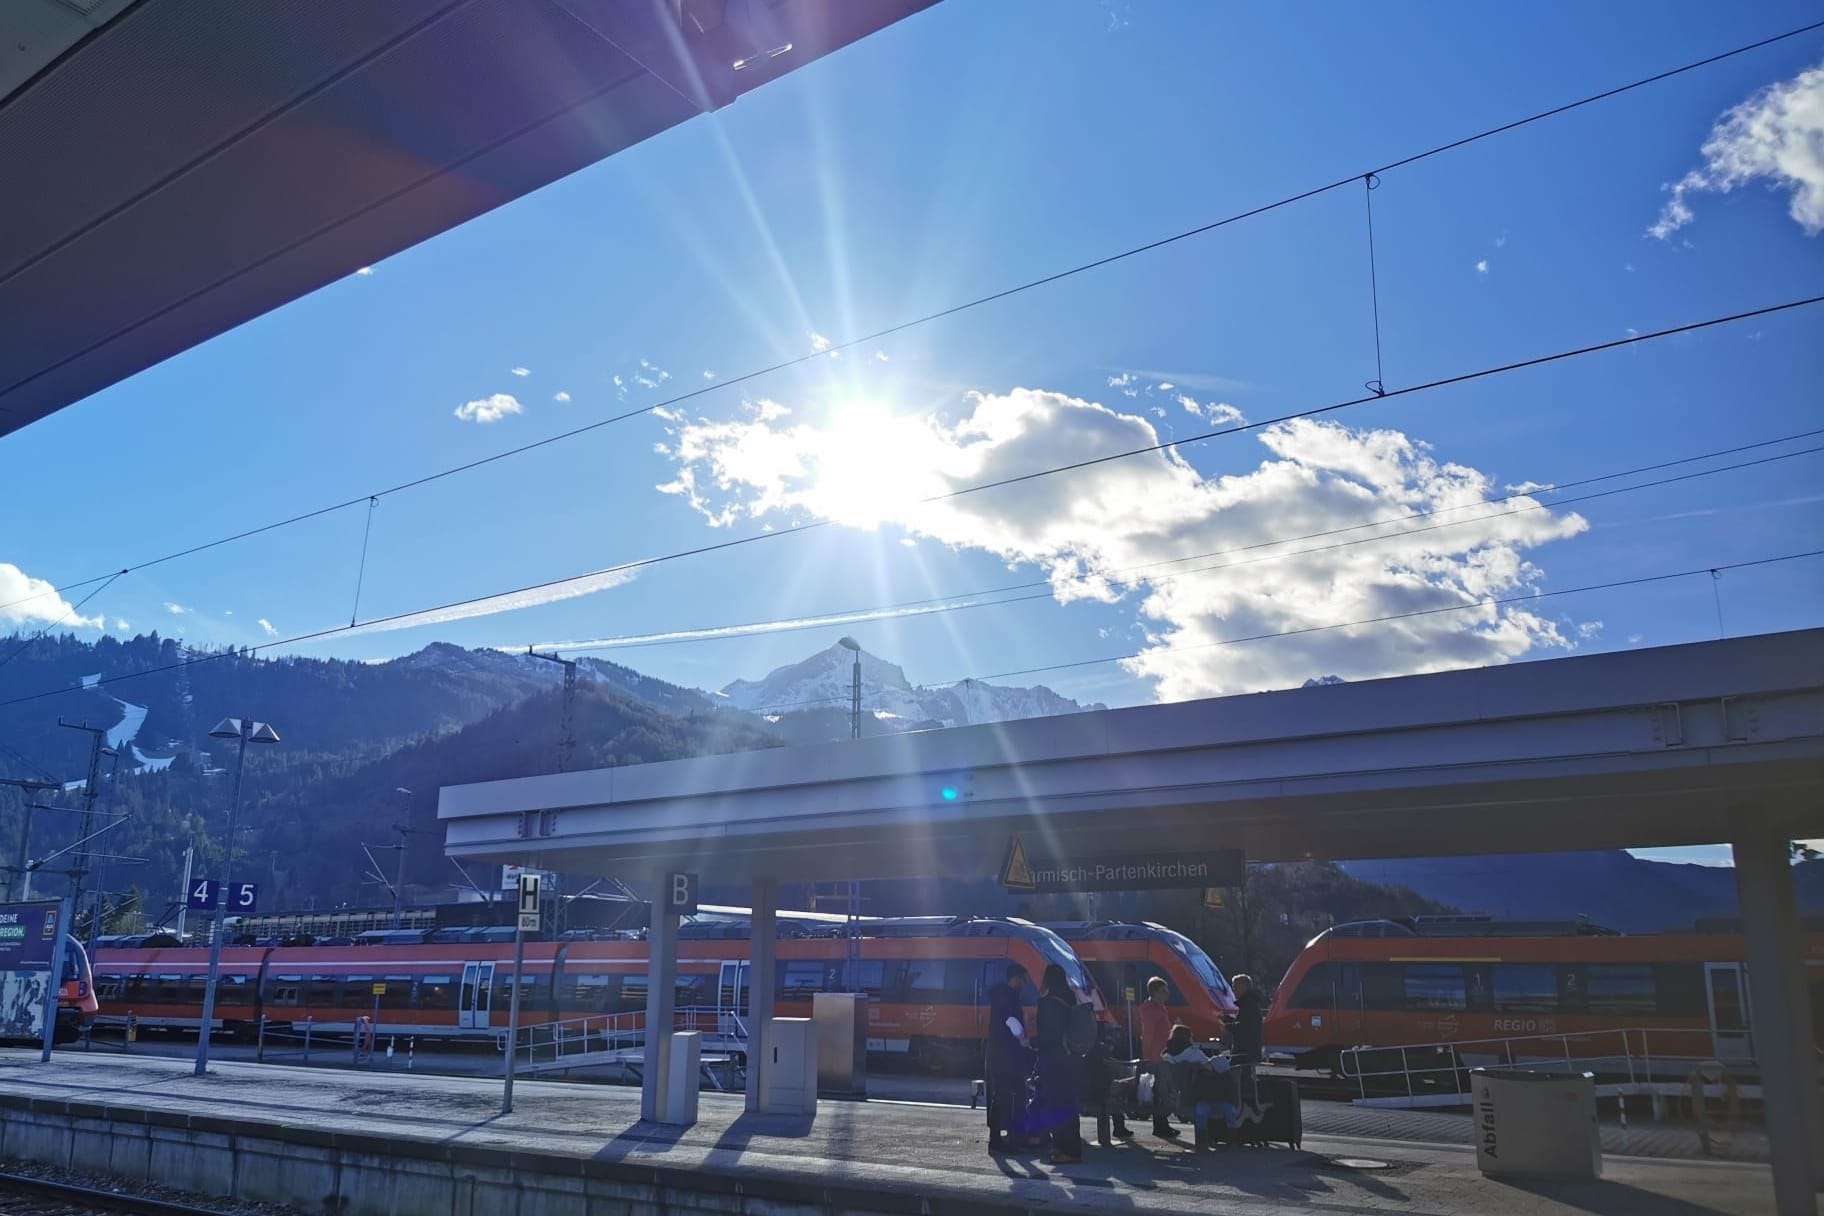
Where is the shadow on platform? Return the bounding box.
[1492,1175,1745,1215]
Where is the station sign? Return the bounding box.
[663,871,699,915]
[517,873,541,932]
[185,880,260,913]
[0,898,70,1053]
[1001,835,1244,893]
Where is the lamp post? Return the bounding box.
[837,636,861,740]
[195,716,279,1077]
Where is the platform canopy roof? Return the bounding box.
[0,0,936,438]
[441,630,1824,884]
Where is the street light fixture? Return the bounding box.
[195,716,279,1077]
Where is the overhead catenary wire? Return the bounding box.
[4,17,1820,619]
[2,294,1819,713]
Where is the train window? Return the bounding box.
[1403,965,1467,1011]
[901,957,948,1001]
[675,974,711,1008]
[843,960,889,998]
[1585,965,1655,1016]
[381,975,416,1010]
[979,961,1038,1007]
[269,975,303,1007]
[1492,964,1558,1013]
[1654,964,1706,1018]
[305,974,340,1005]
[1288,963,1336,1010]
[218,975,252,1006]
[563,974,614,1011]
[419,974,456,1010]
[1360,964,1405,1011]
[780,961,827,999]
[618,975,648,1013]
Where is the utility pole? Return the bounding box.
[1,778,60,901]
[526,648,577,772]
[56,720,109,932]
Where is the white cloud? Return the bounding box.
[874,351,890,363]
[1119,368,1252,394]
[1577,620,1604,640]
[1156,382,1175,392]
[1505,480,1554,495]
[355,266,374,277]
[114,619,130,631]
[347,569,639,636]
[553,391,571,403]
[1176,395,1244,426]
[634,359,672,388]
[809,332,838,359]
[1106,372,1140,398]
[0,563,104,630]
[614,374,628,400]
[1494,232,1508,248]
[657,387,1590,698]
[702,370,717,380]
[258,618,278,638]
[1627,633,1644,646]
[1651,60,1824,238]
[1475,259,1489,275]
[511,367,531,377]
[453,393,522,424]
[163,602,190,616]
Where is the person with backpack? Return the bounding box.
[1030,963,1086,1164]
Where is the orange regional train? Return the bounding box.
[1265,916,1824,1072]
[92,916,1109,1070]
[1048,921,1239,1046]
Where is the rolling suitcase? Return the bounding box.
[1250,1077,1302,1149]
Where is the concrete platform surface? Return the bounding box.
[0,1051,1791,1215]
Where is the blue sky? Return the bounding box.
[3,2,1821,861]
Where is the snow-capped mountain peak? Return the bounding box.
[717,641,1103,731]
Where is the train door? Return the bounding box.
[459,962,496,1030]
[717,961,749,1036]
[1703,962,1754,1062]
[1333,962,1368,1046]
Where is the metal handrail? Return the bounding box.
[505,1005,751,1068]
[1339,1027,1742,1103]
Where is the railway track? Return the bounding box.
[0,1172,233,1216]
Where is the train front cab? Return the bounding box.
[1051,921,1238,1049]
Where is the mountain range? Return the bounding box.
[2,631,1818,937]
[718,641,1102,731]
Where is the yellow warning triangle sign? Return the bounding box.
[1001,834,1035,891]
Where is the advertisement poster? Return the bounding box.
[0,901,65,1045]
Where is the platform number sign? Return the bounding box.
[664,871,699,916]
[517,872,540,932]
[185,880,259,913]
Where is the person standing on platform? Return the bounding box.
[984,962,1030,1154]
[1031,964,1085,1165]
[1229,974,1263,1062]
[1138,977,1178,1138]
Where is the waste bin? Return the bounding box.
[1470,1068,1601,1179]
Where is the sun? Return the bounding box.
[807,400,949,530]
